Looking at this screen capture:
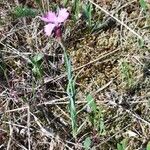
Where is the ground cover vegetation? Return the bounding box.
[0,0,150,149]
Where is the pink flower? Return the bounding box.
[41,8,69,37]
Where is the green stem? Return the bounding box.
[58,40,77,138]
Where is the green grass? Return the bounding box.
[12,6,39,18]
[119,59,134,89]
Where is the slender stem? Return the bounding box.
[58,40,77,138]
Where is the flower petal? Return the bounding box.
[44,23,55,36]
[41,11,57,23]
[40,16,50,22]
[57,8,69,23]
[47,11,57,22]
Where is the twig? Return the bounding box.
[126,109,150,127]
[93,80,113,96]
[27,106,31,150]
[6,121,13,150]
[88,0,143,39]
[2,121,29,129]
[109,100,150,127]
[5,106,28,113]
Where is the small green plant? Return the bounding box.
[138,38,145,48]
[147,141,150,150]
[29,53,44,79]
[82,2,93,27]
[86,94,97,113]
[139,0,148,12]
[72,0,81,21]
[34,0,41,6]
[119,59,134,89]
[86,94,105,135]
[12,6,38,18]
[72,0,94,27]
[83,137,92,150]
[117,139,128,150]
[62,0,69,7]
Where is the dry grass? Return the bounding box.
[0,0,150,149]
